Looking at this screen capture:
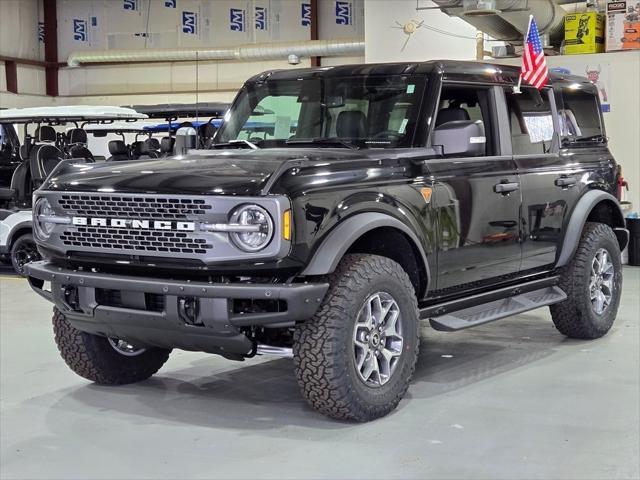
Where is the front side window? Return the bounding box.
[505,87,554,156]
[433,85,497,157]
[216,75,426,149]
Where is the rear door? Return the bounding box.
[505,86,581,271]
[425,84,522,291]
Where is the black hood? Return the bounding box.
[43,149,358,196]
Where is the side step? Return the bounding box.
[423,281,566,332]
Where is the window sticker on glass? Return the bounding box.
[398,118,409,134]
[406,84,415,94]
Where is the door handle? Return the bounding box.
[493,182,519,194]
[555,176,577,187]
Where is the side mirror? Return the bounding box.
[431,120,486,157]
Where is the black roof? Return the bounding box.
[246,60,593,89]
[125,102,230,119]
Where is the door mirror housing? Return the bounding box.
[431,120,486,157]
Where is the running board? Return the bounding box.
[427,286,566,332]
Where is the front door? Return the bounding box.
[426,84,522,291]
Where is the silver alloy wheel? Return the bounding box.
[108,338,146,357]
[352,292,404,387]
[590,247,615,315]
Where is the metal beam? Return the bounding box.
[310,0,320,67]
[43,0,58,96]
[5,61,18,94]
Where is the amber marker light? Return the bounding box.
[420,187,433,204]
[283,209,292,241]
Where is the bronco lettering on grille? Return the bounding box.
[72,217,196,231]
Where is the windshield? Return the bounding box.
[216,75,426,149]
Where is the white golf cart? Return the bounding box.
[0,105,148,275]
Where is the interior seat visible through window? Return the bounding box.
[433,86,496,157]
[336,110,367,138]
[505,87,554,155]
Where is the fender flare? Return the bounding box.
[301,212,430,294]
[556,190,627,268]
[6,221,33,248]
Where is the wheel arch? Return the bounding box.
[7,221,33,249]
[301,212,430,297]
[556,190,628,268]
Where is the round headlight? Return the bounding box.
[229,204,274,252]
[33,197,56,240]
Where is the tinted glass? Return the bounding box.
[559,88,603,141]
[505,88,554,155]
[217,75,426,149]
[435,86,496,156]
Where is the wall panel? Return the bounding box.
[56,0,357,62]
[0,0,41,60]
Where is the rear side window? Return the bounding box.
[505,88,555,155]
[559,88,603,141]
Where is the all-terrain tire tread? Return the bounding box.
[53,308,170,385]
[293,254,419,422]
[550,222,621,340]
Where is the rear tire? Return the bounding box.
[11,233,40,277]
[550,222,622,339]
[293,254,420,422]
[53,308,171,385]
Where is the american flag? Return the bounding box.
[520,17,548,90]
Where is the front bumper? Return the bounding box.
[26,261,328,357]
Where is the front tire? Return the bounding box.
[550,222,622,339]
[293,254,420,422]
[11,233,40,277]
[53,308,171,385]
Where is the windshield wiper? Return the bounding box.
[211,139,259,150]
[286,137,360,150]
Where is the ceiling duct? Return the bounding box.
[67,39,365,67]
[431,0,567,45]
[462,0,501,16]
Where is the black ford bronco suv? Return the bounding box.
[26,61,629,422]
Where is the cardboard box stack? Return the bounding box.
[565,12,606,54]
[606,1,640,51]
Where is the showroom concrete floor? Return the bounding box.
[1,266,638,480]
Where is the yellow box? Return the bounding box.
[565,12,606,54]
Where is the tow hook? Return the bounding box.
[178,296,201,326]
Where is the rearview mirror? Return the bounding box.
[431,120,486,157]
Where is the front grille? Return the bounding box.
[44,191,287,262]
[57,194,212,220]
[60,226,212,254]
[55,193,215,256]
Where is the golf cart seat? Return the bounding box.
[160,136,175,157]
[0,161,31,205]
[107,140,130,161]
[199,122,218,148]
[130,141,144,160]
[30,126,63,186]
[66,128,94,161]
[144,137,161,157]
